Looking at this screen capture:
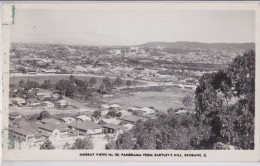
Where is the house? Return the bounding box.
[28,70,38,75]
[118,110,131,117]
[42,101,54,108]
[27,99,41,107]
[98,118,121,125]
[110,104,121,109]
[9,126,46,145]
[76,115,92,122]
[10,97,26,106]
[12,119,30,127]
[138,113,157,119]
[100,104,110,109]
[140,107,156,114]
[56,99,69,108]
[120,115,145,124]
[68,120,102,135]
[102,123,126,134]
[37,91,52,100]
[100,109,109,115]
[59,117,75,124]
[41,118,60,125]
[122,124,134,131]
[39,123,70,138]
[9,112,22,120]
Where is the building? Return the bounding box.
[39,123,70,138]
[100,104,110,109]
[122,124,134,131]
[8,125,46,146]
[9,112,22,120]
[56,99,69,108]
[140,107,156,114]
[10,97,26,106]
[138,113,157,120]
[110,104,121,109]
[76,115,92,122]
[59,117,75,124]
[98,118,121,125]
[68,120,102,135]
[102,123,126,134]
[120,115,145,124]
[118,109,131,117]
[42,101,54,108]
[41,118,60,125]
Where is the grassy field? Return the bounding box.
[9,74,145,88]
[102,86,195,112]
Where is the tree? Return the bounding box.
[103,77,113,93]
[17,67,27,74]
[195,50,255,149]
[105,140,116,150]
[114,77,123,88]
[89,77,97,89]
[126,80,132,87]
[40,79,52,89]
[40,139,55,150]
[132,79,138,87]
[115,131,136,149]
[71,136,93,149]
[18,79,25,88]
[93,110,101,121]
[38,110,51,120]
[182,95,193,108]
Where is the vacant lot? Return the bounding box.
[102,86,195,112]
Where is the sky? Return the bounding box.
[10,8,255,46]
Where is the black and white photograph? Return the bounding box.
[1,2,259,161]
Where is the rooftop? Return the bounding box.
[69,120,102,131]
[120,115,145,123]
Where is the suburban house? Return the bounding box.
[140,107,156,114]
[9,112,22,120]
[68,120,102,135]
[76,115,92,122]
[118,109,131,116]
[42,101,54,108]
[41,118,60,125]
[98,118,121,125]
[37,91,52,100]
[100,109,109,115]
[120,115,145,124]
[102,123,126,134]
[27,99,41,107]
[10,97,26,106]
[39,123,70,138]
[110,104,121,110]
[138,113,157,119]
[56,99,69,108]
[122,124,134,131]
[100,104,110,109]
[59,117,75,124]
[9,125,46,146]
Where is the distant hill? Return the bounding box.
[139,41,255,51]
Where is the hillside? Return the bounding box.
[139,41,255,51]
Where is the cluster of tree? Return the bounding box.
[106,50,255,150]
[106,113,204,150]
[55,75,94,99]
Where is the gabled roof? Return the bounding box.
[98,118,121,125]
[69,120,102,131]
[120,115,145,123]
[76,115,91,121]
[41,118,60,124]
[39,123,68,132]
[110,104,121,108]
[102,123,127,130]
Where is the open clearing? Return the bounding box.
[102,86,195,112]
